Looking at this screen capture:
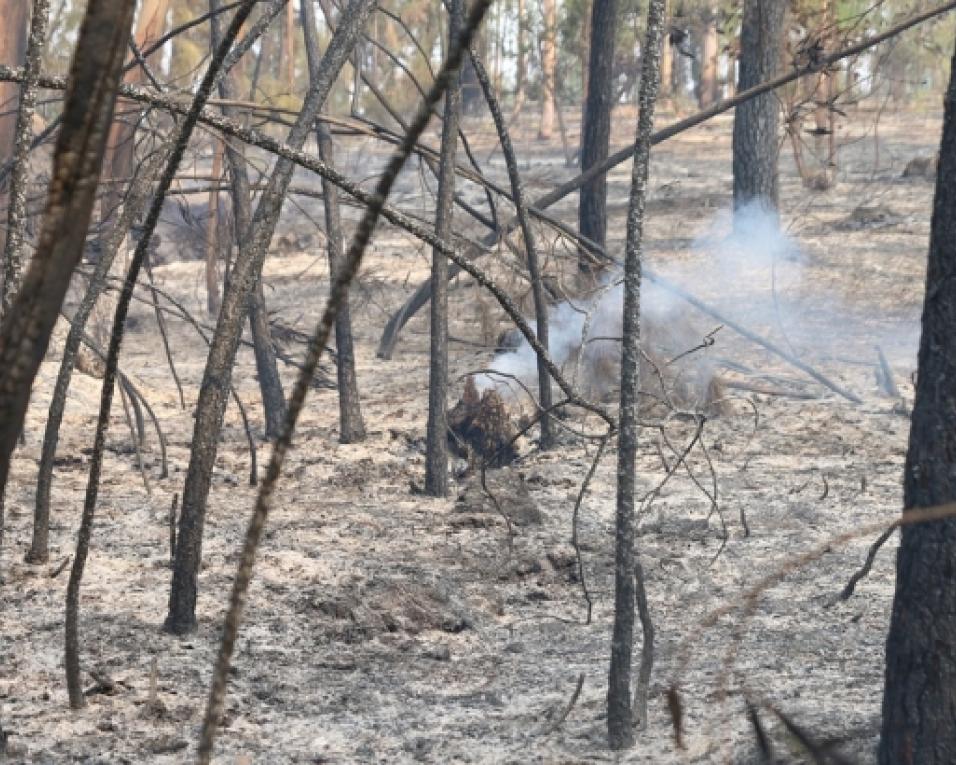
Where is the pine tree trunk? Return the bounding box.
[698,3,719,107]
[578,0,619,271]
[608,0,665,746]
[879,35,956,765]
[425,0,463,497]
[316,123,366,444]
[538,0,556,140]
[732,0,785,213]
[0,0,30,289]
[164,0,374,635]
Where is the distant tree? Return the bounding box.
[698,2,719,107]
[425,0,463,497]
[578,0,619,273]
[538,0,557,140]
[879,32,956,765]
[0,0,30,290]
[732,0,786,213]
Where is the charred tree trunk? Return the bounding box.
[211,0,288,442]
[28,152,165,565]
[608,0,665,750]
[732,0,785,214]
[102,0,168,223]
[164,0,374,635]
[65,1,255,710]
[0,0,135,501]
[538,0,556,141]
[698,3,719,108]
[0,0,29,301]
[317,123,365,444]
[578,0,619,273]
[1,0,48,315]
[425,0,463,497]
[879,36,956,765]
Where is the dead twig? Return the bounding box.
[539,674,585,736]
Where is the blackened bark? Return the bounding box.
[578,0,619,272]
[732,0,785,213]
[65,1,254,709]
[468,48,554,448]
[879,39,956,765]
[210,0,288,441]
[0,0,135,500]
[1,0,49,315]
[164,0,375,635]
[28,151,165,565]
[316,125,366,443]
[608,0,665,750]
[425,0,463,497]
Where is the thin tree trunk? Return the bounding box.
[0,0,135,505]
[470,46,554,449]
[102,0,168,223]
[65,1,255,710]
[699,3,719,108]
[205,136,224,316]
[511,0,526,116]
[424,0,463,497]
[1,0,49,316]
[28,151,165,565]
[164,0,375,636]
[538,0,556,140]
[879,33,956,765]
[211,0,288,441]
[608,0,665,750]
[732,0,786,213]
[579,0,619,272]
[660,0,673,99]
[317,123,365,443]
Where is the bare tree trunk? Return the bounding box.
[102,0,168,223]
[660,0,673,100]
[0,0,29,293]
[164,0,375,636]
[879,33,956,765]
[205,136,224,317]
[469,47,554,449]
[1,0,48,316]
[195,5,495,760]
[579,0,619,272]
[317,123,365,443]
[608,0,665,750]
[538,0,556,141]
[0,0,135,504]
[512,0,526,115]
[425,0,463,497]
[210,0,288,442]
[28,151,165,565]
[732,0,786,213]
[65,2,257,709]
[698,3,719,108]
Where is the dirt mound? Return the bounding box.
[300,575,474,642]
[454,469,542,526]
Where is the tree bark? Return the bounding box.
[732,0,785,214]
[209,0,288,441]
[1,0,48,316]
[698,2,719,108]
[538,0,556,141]
[608,0,665,749]
[0,0,135,501]
[0,0,30,291]
[425,0,463,497]
[316,123,365,444]
[578,0,619,272]
[879,35,956,765]
[164,0,375,635]
[102,0,168,223]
